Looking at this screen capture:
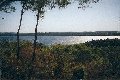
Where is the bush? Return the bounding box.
[0,39,120,79]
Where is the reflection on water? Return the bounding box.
[0,36,120,45]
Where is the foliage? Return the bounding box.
[0,0,100,14]
[0,39,120,79]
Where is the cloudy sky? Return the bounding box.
[0,0,120,33]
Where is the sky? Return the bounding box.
[0,0,120,33]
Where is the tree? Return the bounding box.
[0,0,100,60]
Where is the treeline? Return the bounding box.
[0,32,16,36]
[39,31,120,36]
[0,39,120,79]
[0,31,120,36]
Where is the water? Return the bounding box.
[0,36,120,45]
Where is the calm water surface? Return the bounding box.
[0,36,120,45]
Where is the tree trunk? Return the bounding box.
[32,10,39,62]
[17,4,24,59]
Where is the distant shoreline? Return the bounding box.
[0,31,120,36]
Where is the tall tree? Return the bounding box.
[17,1,26,59]
[0,0,100,60]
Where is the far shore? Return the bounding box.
[0,31,120,36]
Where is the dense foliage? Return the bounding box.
[0,39,120,80]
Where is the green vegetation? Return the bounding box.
[0,39,120,80]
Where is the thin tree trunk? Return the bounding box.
[32,10,39,62]
[17,4,24,59]
[27,10,39,80]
